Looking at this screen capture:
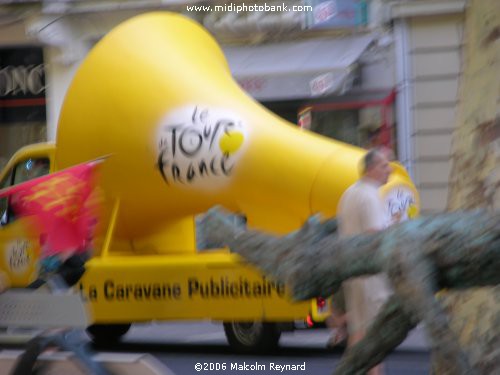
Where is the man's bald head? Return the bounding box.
[360,148,392,185]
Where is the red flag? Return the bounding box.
[0,160,103,256]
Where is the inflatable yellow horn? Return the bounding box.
[56,12,418,253]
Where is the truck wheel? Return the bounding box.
[86,324,131,345]
[223,321,281,353]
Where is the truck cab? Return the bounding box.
[0,143,54,288]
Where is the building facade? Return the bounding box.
[0,19,47,169]
[391,0,466,214]
[0,0,468,215]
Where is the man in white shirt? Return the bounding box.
[335,148,393,375]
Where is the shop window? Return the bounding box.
[309,109,360,146]
[299,90,397,153]
[0,47,47,173]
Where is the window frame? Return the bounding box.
[0,157,51,226]
[298,89,397,149]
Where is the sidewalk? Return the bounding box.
[397,325,429,351]
[278,324,429,352]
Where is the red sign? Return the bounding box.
[237,77,267,93]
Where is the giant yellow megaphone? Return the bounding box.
[55,12,418,254]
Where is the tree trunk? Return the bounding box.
[444,0,500,372]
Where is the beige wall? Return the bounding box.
[0,22,31,46]
[408,14,464,213]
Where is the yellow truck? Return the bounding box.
[0,12,419,352]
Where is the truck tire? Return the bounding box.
[86,324,131,345]
[223,321,281,353]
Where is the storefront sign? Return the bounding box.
[305,0,368,29]
[237,77,267,94]
[0,47,46,124]
[310,72,335,96]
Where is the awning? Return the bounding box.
[223,33,375,101]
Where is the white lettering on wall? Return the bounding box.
[0,64,46,96]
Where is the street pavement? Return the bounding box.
[117,322,430,375]
[124,321,429,351]
[0,322,430,375]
